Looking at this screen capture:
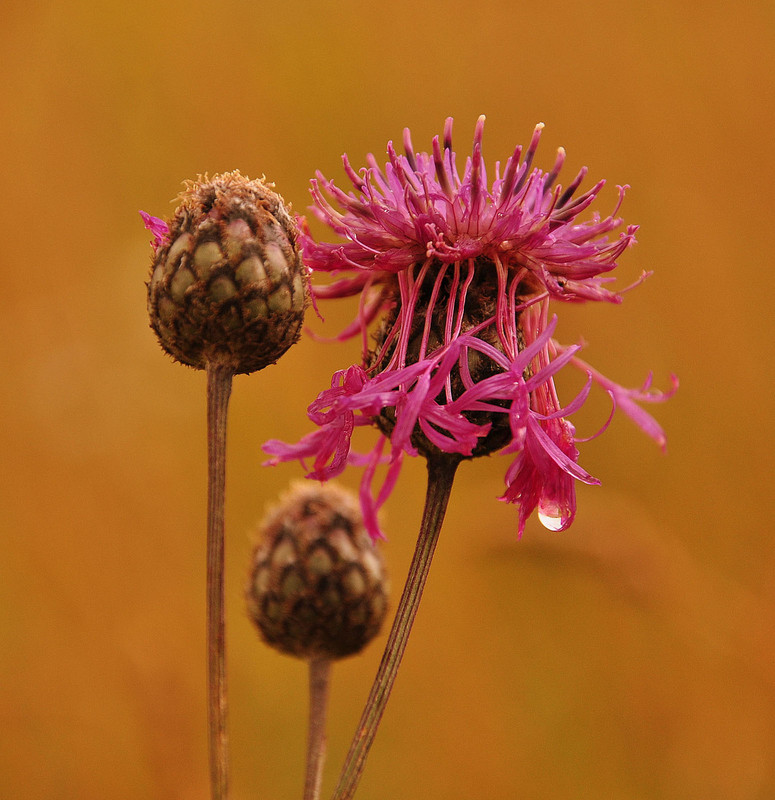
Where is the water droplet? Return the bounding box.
[537,503,571,532]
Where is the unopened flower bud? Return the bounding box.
[246,483,389,660]
[146,171,308,373]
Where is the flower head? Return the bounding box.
[143,171,309,374]
[246,481,388,660]
[265,118,676,539]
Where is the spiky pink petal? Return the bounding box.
[139,210,169,250]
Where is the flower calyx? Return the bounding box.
[145,171,308,374]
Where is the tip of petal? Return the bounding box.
[443,117,454,151]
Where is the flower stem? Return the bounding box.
[304,657,332,800]
[206,363,234,800]
[330,453,460,800]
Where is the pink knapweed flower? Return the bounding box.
[264,116,676,539]
[139,210,170,251]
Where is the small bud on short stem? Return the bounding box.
[247,482,389,799]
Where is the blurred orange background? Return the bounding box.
[2,1,774,798]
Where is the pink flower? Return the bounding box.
[139,210,169,251]
[264,117,676,539]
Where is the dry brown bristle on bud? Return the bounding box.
[246,482,389,661]
[147,171,308,374]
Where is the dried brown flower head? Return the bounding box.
[246,483,389,660]
[144,171,307,374]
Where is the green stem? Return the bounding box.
[206,363,234,800]
[304,658,332,800]
[330,453,460,800]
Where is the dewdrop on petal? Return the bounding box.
[246,483,389,660]
[144,171,308,374]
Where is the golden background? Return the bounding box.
[2,1,774,798]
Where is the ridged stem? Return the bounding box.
[206,363,234,800]
[304,657,333,800]
[330,453,460,800]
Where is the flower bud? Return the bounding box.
[146,171,308,373]
[246,483,389,660]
